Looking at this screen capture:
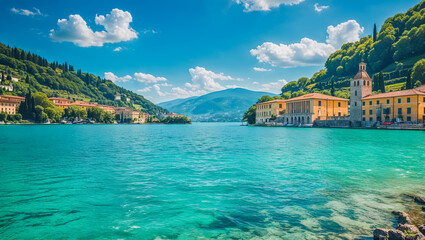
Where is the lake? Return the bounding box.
[0,123,424,239]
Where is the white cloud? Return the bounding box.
[253,81,259,85]
[250,20,363,68]
[187,66,236,92]
[113,47,122,52]
[134,72,167,84]
[137,87,152,93]
[143,29,158,34]
[50,8,138,47]
[153,84,167,97]
[326,20,364,48]
[104,72,132,82]
[11,7,44,16]
[258,79,288,93]
[253,67,272,72]
[235,0,304,12]
[314,3,329,12]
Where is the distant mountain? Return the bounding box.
[158,88,275,122]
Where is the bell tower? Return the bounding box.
[350,61,372,124]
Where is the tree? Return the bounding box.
[378,72,385,93]
[373,24,378,42]
[406,70,413,89]
[0,112,7,122]
[412,59,425,85]
[330,77,335,96]
[1,72,4,82]
[242,106,256,125]
[65,105,87,120]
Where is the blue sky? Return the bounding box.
[0,0,420,103]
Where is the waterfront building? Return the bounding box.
[361,87,425,123]
[164,112,185,118]
[116,107,147,123]
[283,93,349,125]
[255,100,287,124]
[0,95,25,114]
[97,105,116,114]
[350,62,373,125]
[49,97,73,108]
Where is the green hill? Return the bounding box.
[280,0,425,98]
[0,43,167,117]
[158,88,275,122]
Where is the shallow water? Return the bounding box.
[0,123,424,239]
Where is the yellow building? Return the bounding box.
[283,93,349,125]
[0,95,25,115]
[255,99,287,124]
[361,86,425,123]
[115,107,147,123]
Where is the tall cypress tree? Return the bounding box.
[373,24,378,42]
[330,77,335,96]
[406,70,412,89]
[379,72,385,93]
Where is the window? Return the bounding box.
[363,110,365,115]
[369,117,373,121]
[398,108,402,115]
[383,108,391,115]
[355,102,357,106]
[398,98,401,103]
[423,97,425,102]
[363,102,365,106]
[318,101,321,106]
[355,91,357,96]
[369,101,372,106]
[407,107,411,114]
[338,102,341,107]
[363,117,366,121]
[377,100,380,105]
[369,109,373,115]
[387,99,390,104]
[279,104,282,108]
[407,116,411,121]
[407,97,411,103]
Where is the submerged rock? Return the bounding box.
[404,194,425,205]
[393,211,413,225]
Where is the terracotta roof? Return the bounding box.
[414,84,425,92]
[256,99,287,105]
[0,95,25,100]
[362,88,425,100]
[353,71,371,80]
[287,93,349,102]
[165,112,182,116]
[49,97,71,101]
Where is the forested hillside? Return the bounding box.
[0,43,167,116]
[279,0,425,98]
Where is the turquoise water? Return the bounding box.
[0,123,424,239]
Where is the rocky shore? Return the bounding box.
[374,194,425,240]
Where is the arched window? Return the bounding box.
[355,90,357,96]
[367,81,370,86]
[357,81,359,86]
[363,81,365,86]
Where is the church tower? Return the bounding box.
[350,61,372,124]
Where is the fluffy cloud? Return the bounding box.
[235,0,304,12]
[113,47,122,52]
[137,87,152,93]
[250,20,363,68]
[253,67,272,72]
[153,84,167,97]
[104,72,132,82]
[314,3,329,12]
[170,87,207,99]
[258,79,288,93]
[186,66,237,92]
[134,72,167,84]
[11,7,44,16]
[50,8,138,47]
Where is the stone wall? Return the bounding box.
[314,120,351,128]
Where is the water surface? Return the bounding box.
[0,123,424,239]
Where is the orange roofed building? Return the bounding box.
[283,93,349,125]
[0,95,25,115]
[255,99,287,124]
[164,112,184,118]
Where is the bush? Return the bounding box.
[0,112,7,121]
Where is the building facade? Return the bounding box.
[164,112,185,118]
[361,88,425,123]
[350,62,372,124]
[283,93,349,125]
[255,100,287,124]
[0,95,25,115]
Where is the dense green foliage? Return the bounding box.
[160,116,192,124]
[412,58,425,85]
[242,106,256,124]
[279,0,425,98]
[0,43,167,117]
